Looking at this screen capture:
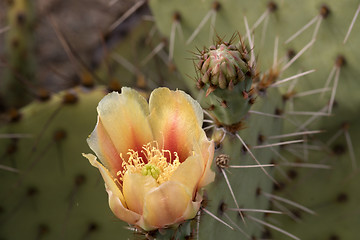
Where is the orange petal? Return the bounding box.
[170,155,203,197]
[142,181,198,229]
[82,153,141,225]
[122,172,158,215]
[87,118,124,176]
[96,88,153,164]
[148,88,204,162]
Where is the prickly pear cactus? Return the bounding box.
[1,0,36,108]
[0,87,134,239]
[255,1,360,239]
[94,16,188,94]
[147,1,293,239]
[0,4,190,239]
[1,0,359,239]
[271,121,360,240]
[149,0,360,239]
[199,86,284,239]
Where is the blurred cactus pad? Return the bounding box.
[1,0,360,239]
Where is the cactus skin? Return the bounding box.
[148,1,290,239]
[149,0,360,239]
[263,1,360,239]
[95,19,188,93]
[271,120,360,240]
[149,0,360,125]
[199,87,284,239]
[0,87,133,239]
[1,0,36,108]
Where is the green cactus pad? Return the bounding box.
[0,87,134,239]
[2,0,36,108]
[199,87,284,239]
[149,0,360,239]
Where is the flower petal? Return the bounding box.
[197,139,216,188]
[97,88,153,165]
[82,153,141,225]
[123,172,159,215]
[83,153,124,203]
[142,181,198,230]
[182,192,202,222]
[87,118,123,176]
[148,88,204,162]
[107,186,141,226]
[170,155,203,196]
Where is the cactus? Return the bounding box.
[1,0,360,239]
[94,16,188,93]
[0,5,188,239]
[149,0,360,117]
[0,87,136,239]
[1,0,36,108]
[270,121,360,240]
[146,1,287,239]
[198,86,284,239]
[148,0,360,239]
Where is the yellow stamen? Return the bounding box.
[117,141,180,184]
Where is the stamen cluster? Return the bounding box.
[117,142,180,184]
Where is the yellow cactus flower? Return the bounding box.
[83,87,215,231]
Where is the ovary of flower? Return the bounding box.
[117,142,181,184]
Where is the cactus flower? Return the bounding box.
[83,87,215,231]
